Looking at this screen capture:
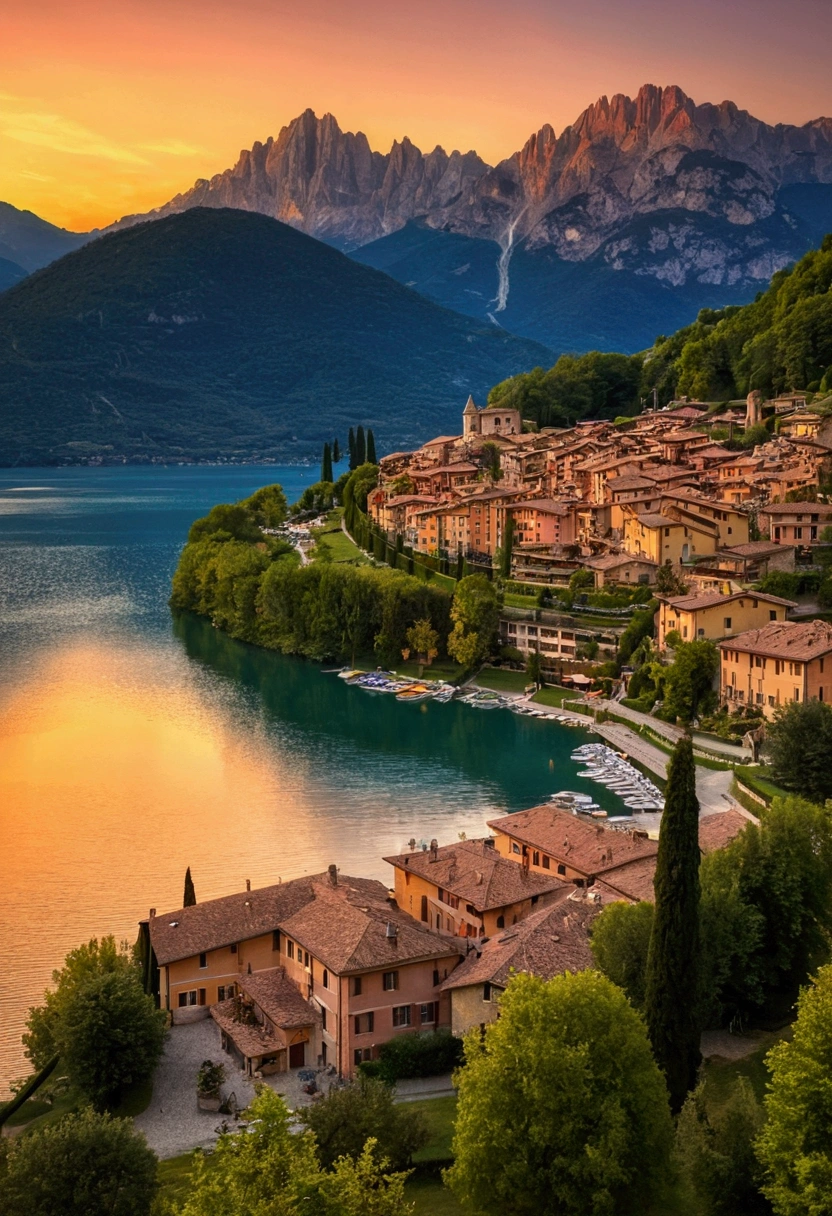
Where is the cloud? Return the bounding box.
[18,169,55,182]
[0,110,148,164]
[140,138,204,157]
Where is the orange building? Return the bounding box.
[719,619,832,716]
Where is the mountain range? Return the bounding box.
[0,208,551,465]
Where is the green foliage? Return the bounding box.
[699,845,766,1027]
[756,963,832,1216]
[366,429,377,465]
[677,1079,770,1216]
[489,351,643,428]
[299,1078,428,1171]
[294,480,335,515]
[590,900,654,1010]
[24,936,167,1110]
[404,618,439,673]
[767,699,832,802]
[445,970,674,1216]
[359,1030,463,1084]
[617,604,657,666]
[447,574,499,668]
[183,867,196,907]
[356,425,366,467]
[188,502,263,545]
[525,647,543,687]
[196,1060,225,1096]
[655,563,688,596]
[241,484,288,530]
[0,1108,158,1216]
[321,442,333,484]
[345,463,379,517]
[499,512,514,578]
[0,208,551,465]
[177,1087,410,1216]
[662,638,720,723]
[645,737,702,1112]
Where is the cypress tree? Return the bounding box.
[456,552,464,581]
[348,427,356,471]
[333,437,341,464]
[644,735,701,1113]
[321,442,333,483]
[356,425,366,466]
[366,428,377,464]
[183,867,196,907]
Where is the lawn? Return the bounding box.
[310,511,369,564]
[396,658,466,682]
[474,667,529,693]
[408,1095,457,1163]
[734,764,789,805]
[531,684,579,708]
[407,1173,465,1215]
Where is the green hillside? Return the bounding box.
[488,235,832,422]
[0,208,551,465]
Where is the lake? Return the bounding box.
[0,466,612,1091]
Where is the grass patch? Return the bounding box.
[406,1173,465,1216]
[408,1095,457,1164]
[395,659,466,682]
[4,1083,81,1131]
[311,511,369,564]
[474,667,529,693]
[503,592,538,609]
[112,1075,154,1118]
[157,1150,219,1207]
[701,1029,789,1110]
[734,765,789,805]
[531,684,577,708]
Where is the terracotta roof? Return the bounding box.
[420,435,462,446]
[147,875,323,966]
[280,879,461,975]
[698,810,754,853]
[511,499,573,515]
[584,553,658,570]
[721,541,786,558]
[662,590,796,611]
[238,967,321,1030]
[718,619,832,661]
[486,807,658,878]
[608,476,658,491]
[595,856,659,903]
[211,998,285,1059]
[440,899,597,992]
[760,502,832,515]
[412,462,478,475]
[383,839,570,912]
[632,512,677,528]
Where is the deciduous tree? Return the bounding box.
[404,618,439,676]
[447,574,499,669]
[767,698,832,803]
[590,900,654,1010]
[662,638,720,723]
[300,1077,427,1171]
[321,442,333,484]
[677,1079,770,1216]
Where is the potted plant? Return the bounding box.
[197,1060,225,1112]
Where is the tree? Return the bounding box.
[322,442,333,484]
[756,963,832,1215]
[183,867,196,907]
[356,425,366,467]
[348,426,357,470]
[240,484,288,530]
[187,502,262,544]
[644,736,702,1112]
[480,440,503,482]
[300,1077,428,1171]
[662,638,720,723]
[404,618,439,677]
[333,437,341,463]
[617,603,657,666]
[766,699,832,803]
[525,647,543,689]
[590,900,654,1010]
[366,428,377,464]
[677,1079,770,1216]
[447,574,499,668]
[24,936,167,1110]
[698,844,765,1027]
[0,1108,157,1216]
[656,562,688,596]
[445,970,674,1216]
[179,1087,410,1216]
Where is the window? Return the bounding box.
[433,968,440,986]
[532,850,540,866]
[354,1048,364,1067]
[304,951,310,968]
[352,976,362,997]
[322,969,328,989]
[724,618,732,630]
[198,988,206,1006]
[557,864,566,876]
[795,527,803,540]
[770,610,777,621]
[496,915,505,929]
[178,990,198,1007]
[542,854,550,870]
[794,689,800,702]
[355,1011,374,1034]
[511,842,520,855]
[217,984,235,1001]
[321,1042,327,1065]
[199,952,207,969]
[230,942,237,955]
[420,1003,436,1024]
[321,1007,327,1031]
[483,982,492,1002]
[382,971,399,992]
[392,1005,411,1028]
[272,930,280,952]
[287,940,294,960]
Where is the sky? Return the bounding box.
[3,0,832,232]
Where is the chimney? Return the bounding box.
[328,864,338,887]
[408,837,416,851]
[149,908,156,919]
[386,921,399,940]
[246,879,251,892]
[429,839,439,862]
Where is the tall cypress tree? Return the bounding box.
[333,437,340,464]
[348,427,356,471]
[183,867,196,907]
[321,442,333,483]
[366,428,377,464]
[644,735,701,1113]
[356,425,366,466]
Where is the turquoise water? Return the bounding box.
[0,466,609,1088]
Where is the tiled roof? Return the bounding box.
[721,541,786,557]
[211,998,284,1059]
[584,553,658,570]
[440,899,597,992]
[238,967,321,1030]
[595,856,659,903]
[662,590,796,611]
[632,512,676,528]
[147,875,323,966]
[486,807,658,877]
[698,809,754,853]
[718,619,832,661]
[760,502,832,515]
[511,499,573,514]
[383,839,570,912]
[280,879,461,975]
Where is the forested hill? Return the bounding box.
[0,208,551,466]
[489,235,832,427]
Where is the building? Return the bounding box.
[622,512,718,565]
[440,896,598,1034]
[211,967,320,1077]
[759,503,832,546]
[720,619,832,716]
[583,553,658,588]
[657,590,795,649]
[384,838,571,939]
[712,541,796,582]
[142,867,461,1078]
[462,395,522,440]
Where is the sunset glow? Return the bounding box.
[3,0,831,231]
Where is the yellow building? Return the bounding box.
[622,511,718,564]
[720,619,832,717]
[657,590,796,650]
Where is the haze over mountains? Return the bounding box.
[0,209,551,465]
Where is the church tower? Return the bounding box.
[463,394,480,438]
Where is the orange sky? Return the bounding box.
[3,0,832,232]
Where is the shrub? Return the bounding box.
[358,1030,463,1083]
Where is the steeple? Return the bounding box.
[463,394,481,437]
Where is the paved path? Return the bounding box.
[593,699,751,761]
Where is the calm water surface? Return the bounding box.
[0,467,613,1090]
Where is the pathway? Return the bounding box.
[592,699,751,761]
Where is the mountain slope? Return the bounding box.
[0,258,27,293]
[0,202,88,272]
[0,208,551,465]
